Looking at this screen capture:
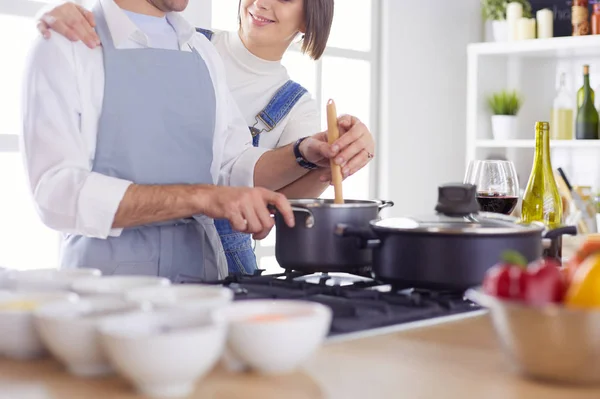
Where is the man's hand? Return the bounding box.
[37,2,100,49]
[199,186,295,240]
[300,114,375,181]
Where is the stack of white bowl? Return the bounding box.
[0,267,333,398]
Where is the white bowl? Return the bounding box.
[71,276,170,299]
[0,291,78,359]
[7,268,102,292]
[34,297,147,377]
[98,309,226,398]
[221,300,332,374]
[125,284,233,312]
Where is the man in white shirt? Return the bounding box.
[21,0,344,281]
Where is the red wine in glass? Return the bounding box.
[476,192,519,215]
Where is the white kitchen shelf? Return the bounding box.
[476,139,600,149]
[466,36,600,190]
[468,35,600,58]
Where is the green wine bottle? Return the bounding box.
[521,122,564,260]
[576,65,600,140]
[577,64,595,108]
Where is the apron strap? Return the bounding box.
[91,2,117,53]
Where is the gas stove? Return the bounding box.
[181,271,484,340]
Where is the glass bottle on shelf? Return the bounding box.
[576,65,600,140]
[573,0,590,36]
[593,4,600,35]
[551,72,574,140]
[577,64,595,108]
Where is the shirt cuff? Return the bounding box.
[228,147,269,187]
[77,172,132,238]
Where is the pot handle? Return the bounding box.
[377,200,395,211]
[334,223,381,249]
[542,225,578,250]
[291,206,315,228]
[543,225,578,240]
[268,204,315,228]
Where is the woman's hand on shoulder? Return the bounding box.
[37,2,100,49]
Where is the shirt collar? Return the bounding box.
[99,0,195,49]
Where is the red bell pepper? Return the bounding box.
[483,251,567,305]
[525,258,566,305]
[483,264,529,300]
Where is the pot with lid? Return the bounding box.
[273,199,394,273]
[337,184,577,291]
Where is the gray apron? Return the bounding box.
[60,5,228,282]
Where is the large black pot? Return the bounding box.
[274,199,394,273]
[337,184,577,291]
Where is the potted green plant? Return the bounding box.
[487,89,523,140]
[481,0,532,42]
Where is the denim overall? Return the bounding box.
[197,28,307,275]
[60,8,229,282]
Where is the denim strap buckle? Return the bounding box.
[256,80,308,132]
[195,27,214,41]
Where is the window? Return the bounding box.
[319,56,372,201]
[211,0,381,273]
[0,13,37,136]
[0,1,62,270]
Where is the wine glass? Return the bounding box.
[464,160,520,215]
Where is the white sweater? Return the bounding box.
[211,30,321,148]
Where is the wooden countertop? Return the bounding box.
[1,313,600,399]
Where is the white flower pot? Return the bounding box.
[492,20,508,42]
[491,115,517,140]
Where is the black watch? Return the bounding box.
[293,137,319,170]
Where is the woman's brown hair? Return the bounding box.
[238,0,335,60]
[301,0,334,60]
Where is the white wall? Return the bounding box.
[378,0,483,216]
[180,0,211,27]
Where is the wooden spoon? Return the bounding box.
[326,99,344,204]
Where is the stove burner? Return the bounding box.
[181,270,480,337]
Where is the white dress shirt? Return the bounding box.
[121,9,179,50]
[20,0,268,240]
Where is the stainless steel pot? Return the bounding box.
[273,199,394,272]
[337,184,577,291]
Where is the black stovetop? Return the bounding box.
[181,271,481,337]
